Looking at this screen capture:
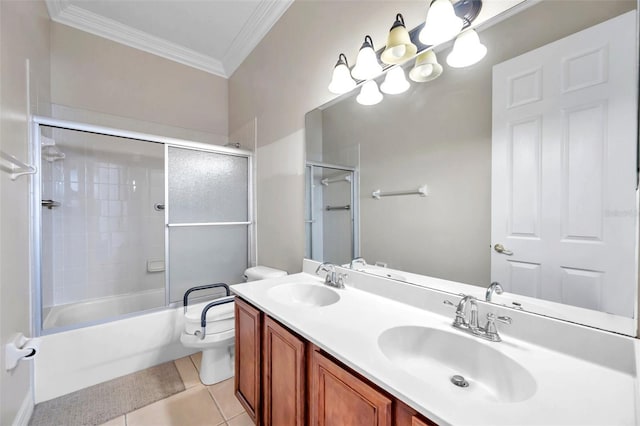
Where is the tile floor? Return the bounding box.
[100,353,253,426]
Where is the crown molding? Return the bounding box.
[221,0,294,76]
[45,0,227,77]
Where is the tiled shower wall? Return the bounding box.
[41,130,164,308]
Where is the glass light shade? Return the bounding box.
[381,67,410,94]
[351,36,383,80]
[446,29,487,68]
[328,55,356,94]
[381,14,418,65]
[409,50,443,82]
[356,81,383,106]
[418,0,463,46]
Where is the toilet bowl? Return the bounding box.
[180,268,287,385]
[180,296,235,385]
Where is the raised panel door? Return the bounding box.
[310,349,391,426]
[235,297,262,424]
[263,316,306,426]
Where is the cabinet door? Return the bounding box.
[395,400,437,426]
[235,298,262,424]
[310,349,392,426]
[263,316,306,426]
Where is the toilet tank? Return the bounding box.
[243,266,287,282]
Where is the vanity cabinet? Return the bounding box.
[235,297,436,426]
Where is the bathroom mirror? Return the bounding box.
[305,0,639,335]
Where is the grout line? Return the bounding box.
[204,383,227,422]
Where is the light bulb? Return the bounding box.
[381,67,410,95]
[356,81,383,106]
[447,29,487,68]
[381,14,417,65]
[352,36,383,81]
[419,0,463,46]
[328,54,356,94]
[409,50,443,83]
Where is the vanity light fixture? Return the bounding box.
[409,50,443,82]
[380,67,410,94]
[356,80,383,105]
[351,35,383,81]
[446,29,487,68]
[328,53,357,94]
[381,14,418,65]
[419,0,464,46]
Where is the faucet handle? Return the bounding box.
[496,315,512,324]
[336,273,348,288]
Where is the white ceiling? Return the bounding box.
[45,0,293,78]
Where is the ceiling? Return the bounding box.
[45,0,293,78]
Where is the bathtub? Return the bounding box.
[35,296,196,403]
[42,288,166,330]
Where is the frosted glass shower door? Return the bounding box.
[167,146,250,302]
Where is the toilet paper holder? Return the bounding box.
[5,333,40,371]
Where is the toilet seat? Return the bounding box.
[183,299,235,336]
[180,328,234,348]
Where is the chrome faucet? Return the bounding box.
[315,263,346,289]
[485,281,504,302]
[349,257,367,269]
[444,294,511,342]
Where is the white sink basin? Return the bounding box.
[378,326,537,403]
[268,283,340,307]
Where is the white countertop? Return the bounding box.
[232,271,639,425]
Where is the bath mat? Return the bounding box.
[29,361,186,426]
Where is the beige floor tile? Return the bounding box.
[126,386,224,426]
[227,412,254,426]
[99,415,126,426]
[175,356,201,388]
[208,378,245,420]
[190,352,202,372]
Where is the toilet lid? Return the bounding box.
[185,298,235,323]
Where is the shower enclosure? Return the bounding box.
[305,162,358,264]
[32,117,253,334]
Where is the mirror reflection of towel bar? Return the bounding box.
[372,185,427,200]
[326,205,351,211]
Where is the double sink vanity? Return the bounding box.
[232,259,640,425]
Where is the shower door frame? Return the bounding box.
[30,116,255,336]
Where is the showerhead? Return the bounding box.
[41,136,65,162]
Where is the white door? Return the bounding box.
[491,11,637,317]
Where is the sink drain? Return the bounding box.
[450,375,469,388]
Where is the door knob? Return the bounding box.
[493,244,513,256]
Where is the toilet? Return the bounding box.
[180,266,287,385]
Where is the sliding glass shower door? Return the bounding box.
[167,146,251,302]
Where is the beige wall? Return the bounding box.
[0,0,51,423]
[51,23,229,142]
[229,1,429,272]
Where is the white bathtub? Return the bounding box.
[42,288,166,330]
[35,299,196,403]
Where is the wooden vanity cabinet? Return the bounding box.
[262,316,306,426]
[235,297,436,426]
[234,297,262,424]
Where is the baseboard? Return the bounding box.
[12,390,34,426]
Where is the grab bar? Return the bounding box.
[183,283,230,313]
[196,296,235,340]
